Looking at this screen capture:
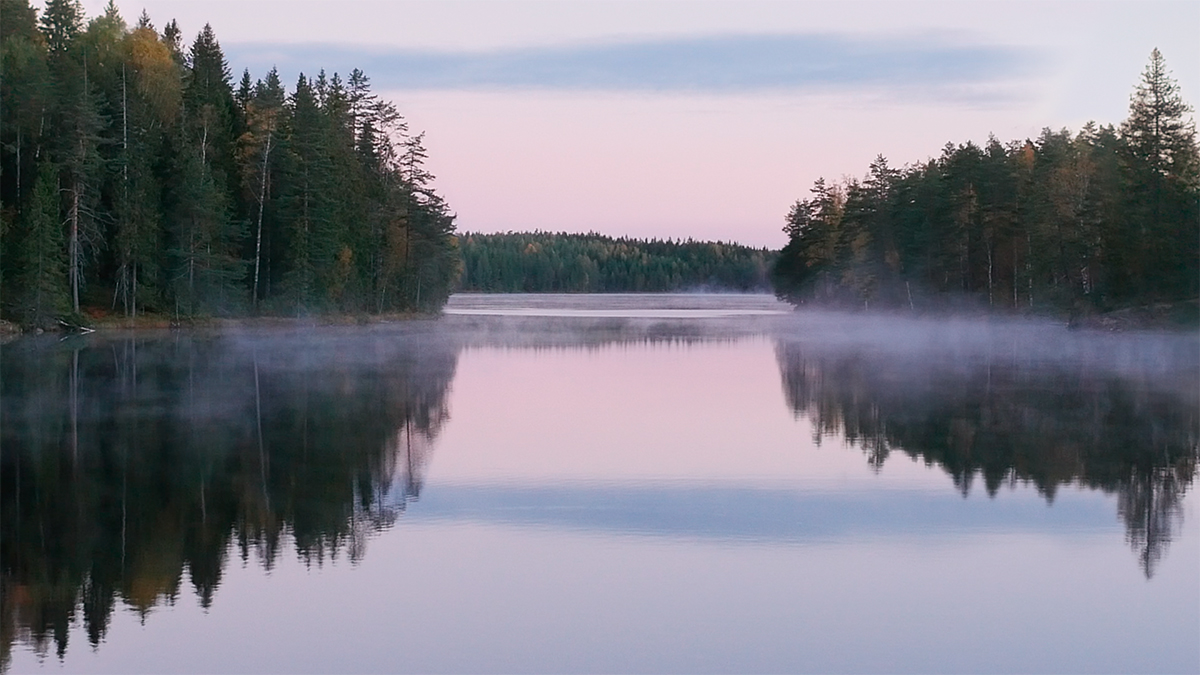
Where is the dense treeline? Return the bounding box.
[458,231,774,292]
[0,0,459,327]
[772,50,1199,312]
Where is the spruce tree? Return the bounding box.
[39,0,83,55]
[170,24,243,314]
[278,73,337,312]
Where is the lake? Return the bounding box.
[2,294,1197,674]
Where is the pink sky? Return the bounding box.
[87,1,1200,248]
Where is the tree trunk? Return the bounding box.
[252,125,274,307]
[987,235,994,307]
[1026,232,1034,307]
[70,184,80,313]
[123,65,134,319]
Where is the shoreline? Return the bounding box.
[2,297,1195,338]
[0,311,437,339]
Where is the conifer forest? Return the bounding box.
[458,231,773,293]
[0,0,1196,328]
[1,2,1198,671]
[771,50,1199,313]
[0,0,460,327]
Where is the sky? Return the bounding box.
[85,0,1200,248]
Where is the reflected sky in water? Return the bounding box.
[2,295,1197,673]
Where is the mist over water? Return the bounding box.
[2,295,1197,673]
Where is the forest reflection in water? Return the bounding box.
[1,326,457,665]
[772,313,1198,579]
[0,306,1197,670]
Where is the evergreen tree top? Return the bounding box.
[1127,49,1192,126]
[39,0,83,53]
[162,18,182,56]
[188,23,231,84]
[237,68,254,108]
[1122,48,1196,176]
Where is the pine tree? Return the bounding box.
[1123,49,1196,187]
[1120,49,1199,299]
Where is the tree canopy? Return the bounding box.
[459,231,774,293]
[771,50,1198,313]
[0,1,460,327]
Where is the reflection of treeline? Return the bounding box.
[446,313,777,351]
[771,51,1198,312]
[458,232,774,292]
[1,2,458,328]
[774,336,1199,577]
[0,329,457,665]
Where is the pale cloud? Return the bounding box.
[227,34,1040,101]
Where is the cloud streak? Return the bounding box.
[227,33,1040,96]
[403,482,1113,543]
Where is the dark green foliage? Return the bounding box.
[169,143,243,314]
[460,231,773,293]
[772,51,1199,311]
[0,0,39,41]
[0,1,51,223]
[0,6,458,324]
[1119,48,1200,300]
[37,0,82,54]
[14,161,68,324]
[276,73,337,311]
[770,178,843,303]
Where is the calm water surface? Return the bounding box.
[2,294,1198,673]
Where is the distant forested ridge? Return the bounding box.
[458,231,774,293]
[772,50,1199,313]
[0,0,459,327]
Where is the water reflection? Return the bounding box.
[0,306,1197,671]
[773,319,1199,578]
[0,327,456,665]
